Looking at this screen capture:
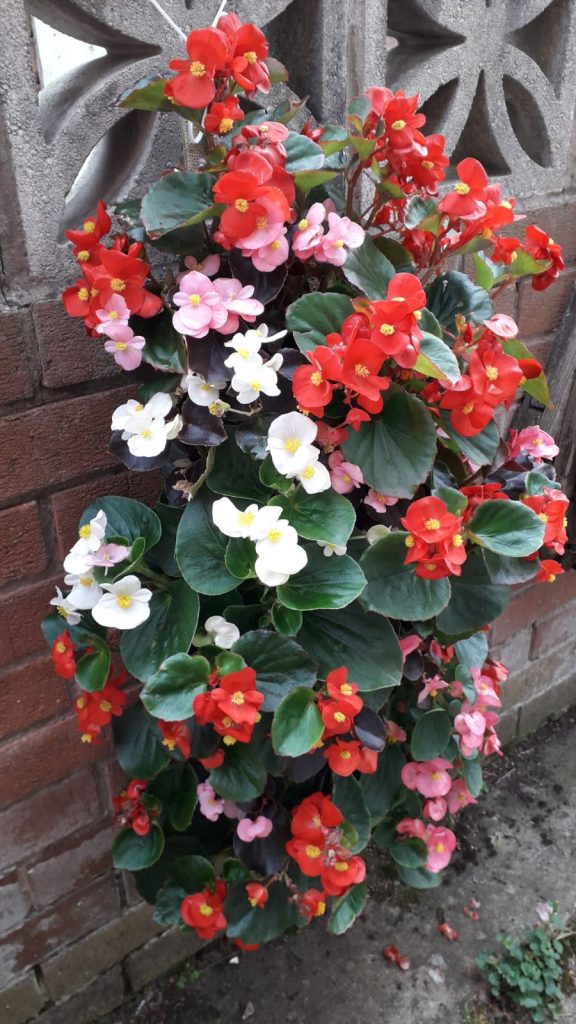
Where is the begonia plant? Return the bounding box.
[44,12,570,948]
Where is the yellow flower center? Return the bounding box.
[234,198,249,213]
[425,518,441,531]
[238,511,255,527]
[452,533,464,547]
[78,287,89,302]
[222,717,234,728]
[81,733,93,744]
[116,594,133,609]
[332,239,345,248]
[140,428,152,439]
[231,691,245,706]
[315,901,326,917]
[100,700,112,713]
[340,750,352,760]
[77,250,90,262]
[405,535,415,548]
[302,466,316,479]
[462,402,474,415]
[424,562,437,571]
[188,293,202,306]
[485,365,498,381]
[198,903,214,917]
[79,524,92,539]
[76,697,86,710]
[83,219,96,233]
[298,218,309,230]
[435,843,445,853]
[421,160,434,169]
[90,287,99,298]
[284,437,300,452]
[547,573,556,583]
[340,683,353,696]
[310,371,323,387]
[267,528,282,542]
[55,642,67,654]
[379,323,394,336]
[219,117,234,133]
[538,512,549,523]
[271,240,282,250]
[109,310,119,319]
[110,278,126,293]
[305,845,322,859]
[190,61,206,77]
[454,182,470,195]
[391,119,406,131]
[57,606,67,618]
[116,342,127,351]
[431,771,440,780]
[334,711,346,723]
[223,735,237,746]
[249,379,262,391]
[500,200,513,209]
[256,216,268,229]
[244,50,257,63]
[354,363,370,377]
[334,861,349,872]
[79,576,93,586]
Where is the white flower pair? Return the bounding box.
[212,497,307,587]
[266,412,331,494]
[111,393,182,458]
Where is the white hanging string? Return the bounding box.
[145,0,229,143]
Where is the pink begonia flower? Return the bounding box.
[172,271,228,337]
[212,278,265,334]
[197,781,225,822]
[483,728,503,757]
[446,780,477,815]
[104,324,146,371]
[176,254,221,282]
[238,194,288,250]
[396,818,426,840]
[471,668,502,708]
[86,543,130,570]
[507,425,559,462]
[429,639,454,663]
[364,489,399,513]
[236,815,273,843]
[384,720,407,744]
[417,674,449,705]
[483,313,518,338]
[94,295,130,335]
[292,202,328,261]
[399,634,421,657]
[425,825,457,872]
[450,680,465,699]
[328,451,364,494]
[423,797,447,822]
[244,226,290,272]
[316,212,365,267]
[401,758,453,798]
[454,710,486,757]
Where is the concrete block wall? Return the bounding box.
[0,1,575,1021]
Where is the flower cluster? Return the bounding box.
[111,394,182,459]
[74,669,128,744]
[401,496,466,580]
[292,203,365,266]
[172,268,264,338]
[212,495,308,585]
[286,793,366,897]
[193,667,264,745]
[113,779,153,836]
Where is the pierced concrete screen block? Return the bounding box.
[385,0,576,195]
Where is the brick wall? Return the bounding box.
[1,198,576,1022]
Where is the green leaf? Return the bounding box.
[148,503,182,577]
[390,837,428,868]
[343,388,437,498]
[483,550,539,585]
[341,233,395,300]
[271,604,303,636]
[141,653,210,720]
[435,554,510,635]
[169,854,215,891]
[469,500,545,556]
[327,883,366,935]
[414,332,461,383]
[265,56,289,84]
[360,744,405,818]
[411,709,452,760]
[332,776,371,853]
[208,441,271,502]
[440,414,500,466]
[404,196,438,229]
[426,271,493,331]
[510,250,551,279]
[473,252,495,291]
[432,484,468,515]
[120,578,199,682]
[360,532,451,621]
[74,634,111,692]
[525,470,560,496]
[271,688,323,757]
[118,74,197,123]
[319,126,350,156]
[113,705,170,779]
[150,763,198,831]
[350,135,376,160]
[454,631,489,670]
[259,456,293,493]
[80,497,161,552]
[153,884,187,926]
[175,490,238,596]
[141,171,220,239]
[284,132,325,172]
[286,292,354,351]
[462,756,483,798]
[395,864,441,889]
[276,546,366,611]
[209,744,267,802]
[297,604,403,690]
[294,169,338,194]
[131,310,186,373]
[112,824,165,871]
[225,880,298,944]
[522,373,553,408]
[231,630,318,712]
[419,308,442,337]
[225,537,256,580]
[269,489,355,546]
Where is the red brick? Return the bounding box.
[33,299,123,389]
[0,575,61,668]
[490,571,576,644]
[531,598,576,659]
[0,973,47,1024]
[27,825,113,909]
[50,470,161,560]
[500,636,575,709]
[0,714,108,809]
[35,966,124,1024]
[0,770,99,872]
[0,502,48,585]
[0,385,133,504]
[0,656,70,742]
[0,310,36,406]
[489,627,532,679]
[516,671,576,739]
[516,267,576,337]
[126,927,202,991]
[0,873,30,936]
[0,876,120,984]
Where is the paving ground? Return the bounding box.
[105,707,576,1024]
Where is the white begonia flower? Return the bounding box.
[50,587,82,625]
[295,453,331,494]
[246,504,283,541]
[267,412,318,476]
[254,518,306,575]
[111,399,146,432]
[165,414,183,440]
[319,542,347,557]
[231,353,283,405]
[64,569,102,610]
[212,497,262,539]
[366,524,391,545]
[113,392,173,437]
[183,371,225,408]
[204,615,240,649]
[73,510,107,556]
[63,546,94,576]
[91,575,152,630]
[254,559,290,587]
[127,415,172,458]
[224,332,264,371]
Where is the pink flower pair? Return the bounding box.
[401,757,453,798]
[172,270,264,338]
[292,203,365,266]
[328,451,363,494]
[423,780,476,821]
[507,425,559,463]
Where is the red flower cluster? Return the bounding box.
[285,792,366,897]
[181,881,227,940]
[113,779,152,837]
[73,670,128,744]
[401,496,466,580]
[537,559,565,584]
[364,87,449,195]
[62,206,162,333]
[316,668,377,776]
[159,719,191,758]
[193,667,264,745]
[51,631,76,679]
[440,329,524,436]
[525,225,565,291]
[166,15,270,110]
[523,489,569,555]
[460,483,507,523]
